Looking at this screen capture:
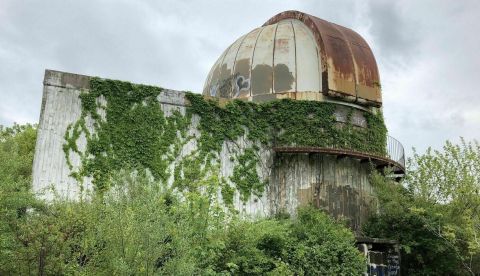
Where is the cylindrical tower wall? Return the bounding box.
[270,153,377,232]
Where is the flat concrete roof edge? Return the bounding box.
[44,69,91,90]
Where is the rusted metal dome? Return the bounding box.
[203,10,382,107]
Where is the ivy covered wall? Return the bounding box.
[61,77,387,215]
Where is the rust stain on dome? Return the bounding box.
[204,10,382,107]
[264,10,381,105]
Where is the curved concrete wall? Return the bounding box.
[270,153,377,232]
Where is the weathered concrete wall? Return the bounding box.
[32,70,91,200]
[33,69,377,225]
[271,153,376,231]
[33,70,274,217]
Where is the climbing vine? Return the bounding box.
[186,94,387,154]
[64,78,387,202]
[64,78,191,192]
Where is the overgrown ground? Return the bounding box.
[0,124,365,275]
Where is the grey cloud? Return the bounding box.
[0,0,479,157]
[366,1,420,64]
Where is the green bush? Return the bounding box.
[287,207,365,275]
[208,206,365,275]
[1,175,365,275]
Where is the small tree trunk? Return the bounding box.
[38,243,46,276]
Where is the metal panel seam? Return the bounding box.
[204,43,232,94]
[271,23,280,94]
[315,34,322,93]
[249,27,265,97]
[290,20,298,94]
[230,34,250,96]
[330,23,359,101]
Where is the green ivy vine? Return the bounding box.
[64,78,387,203]
[186,94,387,154]
[64,78,191,192]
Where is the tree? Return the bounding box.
[407,139,480,274]
[0,124,39,274]
[363,172,466,275]
[364,139,480,275]
[0,124,37,189]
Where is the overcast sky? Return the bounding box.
[1,0,479,156]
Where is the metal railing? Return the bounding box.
[386,135,405,171]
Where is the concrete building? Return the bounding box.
[32,11,403,274]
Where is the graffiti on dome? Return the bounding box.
[209,73,251,98]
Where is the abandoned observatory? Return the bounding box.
[201,10,406,229]
[33,10,405,238]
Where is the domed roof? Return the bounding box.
[203,10,382,107]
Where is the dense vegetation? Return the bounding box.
[364,139,480,275]
[0,124,365,275]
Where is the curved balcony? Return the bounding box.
[272,135,406,176]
